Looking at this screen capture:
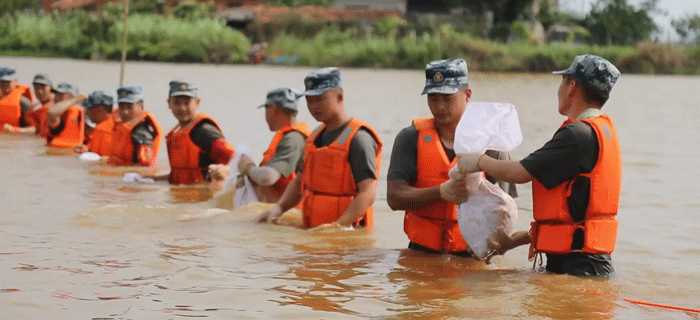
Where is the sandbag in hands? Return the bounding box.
[212,142,258,209]
[453,102,522,260]
[457,171,518,260]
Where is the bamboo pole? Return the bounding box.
[119,0,130,87]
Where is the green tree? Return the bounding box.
[671,14,700,44]
[172,0,215,21]
[457,0,537,25]
[0,0,40,19]
[266,0,335,6]
[585,0,660,45]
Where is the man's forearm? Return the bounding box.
[336,179,377,226]
[479,156,533,184]
[277,175,303,212]
[247,166,282,186]
[386,179,440,211]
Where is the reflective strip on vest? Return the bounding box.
[301,119,382,228]
[87,116,116,156]
[47,105,84,148]
[260,121,312,197]
[166,113,223,185]
[530,115,621,255]
[404,117,468,253]
[108,112,162,166]
[0,85,32,127]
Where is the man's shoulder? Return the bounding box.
[560,120,597,145]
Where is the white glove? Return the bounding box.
[123,172,154,184]
[78,152,101,162]
[458,153,485,174]
[439,173,469,204]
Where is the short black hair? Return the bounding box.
[570,77,609,107]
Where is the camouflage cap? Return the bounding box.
[421,59,468,95]
[82,90,114,109]
[169,80,198,98]
[51,82,78,95]
[553,54,620,97]
[258,87,304,111]
[117,86,143,103]
[32,73,52,86]
[0,66,16,81]
[303,67,342,96]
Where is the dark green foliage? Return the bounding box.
[671,14,700,44]
[266,0,335,6]
[584,0,659,46]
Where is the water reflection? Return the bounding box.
[525,273,619,319]
[266,228,378,316]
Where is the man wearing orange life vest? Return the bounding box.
[20,74,55,137]
[386,58,517,257]
[458,55,622,276]
[164,80,234,185]
[107,86,162,167]
[210,87,310,203]
[46,83,85,149]
[256,67,383,229]
[0,66,34,132]
[74,91,116,156]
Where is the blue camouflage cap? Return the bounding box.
[52,82,78,95]
[258,87,304,111]
[421,59,468,95]
[553,54,620,98]
[82,90,114,109]
[169,80,198,98]
[0,66,16,81]
[303,67,342,96]
[32,73,52,86]
[117,86,143,103]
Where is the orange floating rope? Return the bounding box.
[622,298,700,314]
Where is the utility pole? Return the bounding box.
[119,0,130,87]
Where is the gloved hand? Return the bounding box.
[256,204,283,224]
[439,171,469,204]
[237,154,256,176]
[123,172,154,184]
[3,123,19,132]
[457,153,485,174]
[208,164,230,181]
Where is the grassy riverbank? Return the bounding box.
[2,11,699,74]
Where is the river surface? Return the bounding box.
[1,57,699,319]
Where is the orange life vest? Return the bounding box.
[108,112,162,166]
[403,118,469,253]
[86,115,116,156]
[260,121,312,196]
[300,118,382,228]
[26,101,52,138]
[529,115,621,258]
[46,105,85,148]
[0,85,33,127]
[166,113,225,185]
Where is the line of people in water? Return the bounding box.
[0,54,622,277]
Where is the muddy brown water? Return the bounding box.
[1,57,699,319]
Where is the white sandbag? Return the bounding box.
[458,172,518,260]
[78,152,101,162]
[122,172,154,184]
[213,142,258,208]
[454,102,522,260]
